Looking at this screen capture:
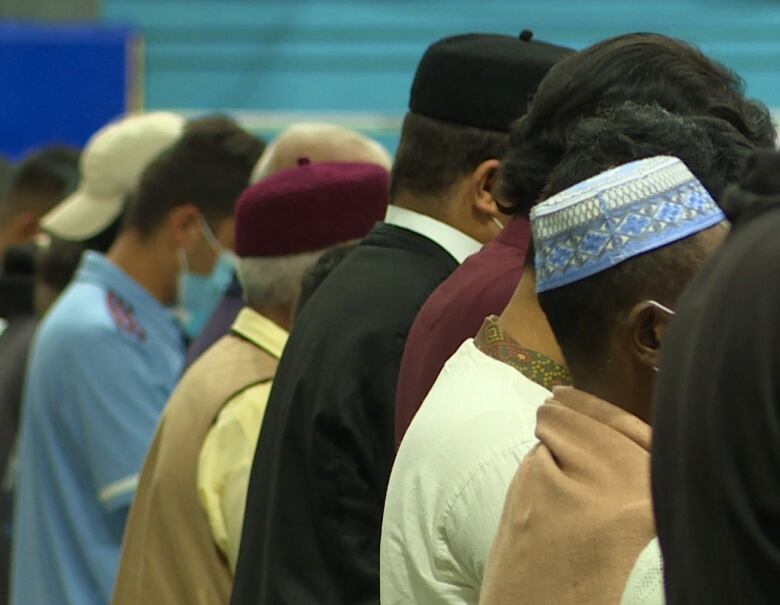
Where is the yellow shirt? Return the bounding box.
[197,308,288,572]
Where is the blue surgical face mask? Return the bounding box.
[176,217,236,340]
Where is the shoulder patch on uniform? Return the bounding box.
[107,290,146,342]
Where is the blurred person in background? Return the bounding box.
[185,122,390,368]
[229,32,572,605]
[11,115,259,605]
[395,32,777,446]
[111,160,389,605]
[0,146,79,605]
[380,102,755,605]
[478,156,727,605]
[0,146,79,264]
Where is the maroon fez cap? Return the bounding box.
[234,159,390,257]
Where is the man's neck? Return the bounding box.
[571,369,654,426]
[498,268,566,366]
[254,304,293,332]
[390,194,450,224]
[107,230,177,305]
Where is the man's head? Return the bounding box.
[545,102,755,203]
[500,32,776,216]
[234,160,389,330]
[532,156,728,423]
[41,112,185,242]
[121,115,264,276]
[0,146,80,258]
[251,123,391,183]
[392,31,572,243]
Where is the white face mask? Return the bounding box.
[647,300,676,373]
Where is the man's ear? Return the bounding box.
[167,204,201,249]
[214,216,235,251]
[10,211,39,243]
[628,301,669,370]
[471,159,503,220]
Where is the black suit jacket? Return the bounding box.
[230,223,459,604]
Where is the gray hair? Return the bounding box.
[237,250,326,310]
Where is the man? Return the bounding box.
[110,160,389,605]
[0,147,79,605]
[185,122,391,367]
[0,146,79,263]
[380,103,754,605]
[0,146,81,473]
[394,32,777,445]
[651,151,780,604]
[11,117,260,605]
[230,32,573,605]
[41,113,263,342]
[477,155,727,605]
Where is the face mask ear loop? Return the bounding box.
[492,217,504,230]
[647,300,675,373]
[199,215,223,254]
[177,247,189,274]
[647,300,676,316]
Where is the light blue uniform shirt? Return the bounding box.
[11,252,184,605]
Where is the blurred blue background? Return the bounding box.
[3,0,780,155]
[103,0,780,149]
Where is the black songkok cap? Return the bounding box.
[409,31,574,132]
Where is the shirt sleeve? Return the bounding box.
[74,332,173,513]
[441,439,538,587]
[198,381,272,572]
[311,355,399,604]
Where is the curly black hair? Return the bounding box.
[499,32,776,217]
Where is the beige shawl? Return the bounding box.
[479,386,654,605]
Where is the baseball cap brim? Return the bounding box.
[40,188,125,242]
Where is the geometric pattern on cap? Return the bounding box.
[531,156,726,293]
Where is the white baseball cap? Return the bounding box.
[41,111,185,241]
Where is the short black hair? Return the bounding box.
[124,115,264,237]
[294,243,357,318]
[538,231,713,377]
[0,146,80,225]
[545,102,754,201]
[720,151,780,224]
[520,102,752,269]
[389,112,508,200]
[499,32,776,216]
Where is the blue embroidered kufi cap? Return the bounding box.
[531,156,726,293]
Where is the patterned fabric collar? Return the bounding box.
[474,315,571,391]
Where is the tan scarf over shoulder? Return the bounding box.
[480,386,654,605]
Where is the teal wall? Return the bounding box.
[103,0,780,146]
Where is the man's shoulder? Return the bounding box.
[38,282,150,352]
[400,341,547,463]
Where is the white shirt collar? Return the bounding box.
[383,206,481,264]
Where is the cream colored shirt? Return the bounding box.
[197,308,287,572]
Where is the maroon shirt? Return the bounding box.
[394,216,531,446]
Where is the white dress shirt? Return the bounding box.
[380,339,553,605]
[384,205,482,264]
